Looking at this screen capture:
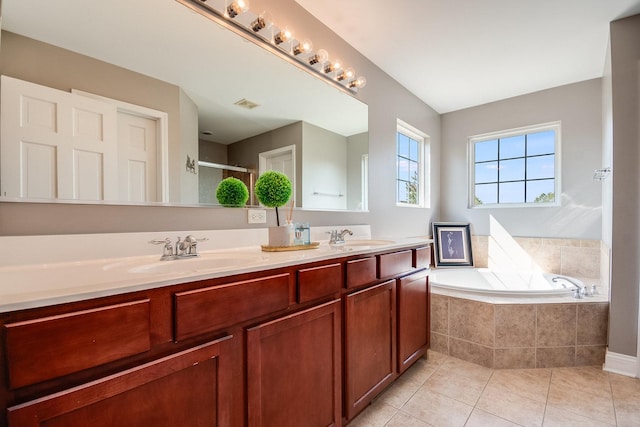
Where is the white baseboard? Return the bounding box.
[603,349,638,378]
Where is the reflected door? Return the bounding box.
[117,112,158,202]
[1,75,118,200]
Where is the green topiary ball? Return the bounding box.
[216,177,249,207]
[254,171,292,208]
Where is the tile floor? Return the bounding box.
[349,351,640,427]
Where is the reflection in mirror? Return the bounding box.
[0,0,368,210]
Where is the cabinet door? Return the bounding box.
[397,270,430,374]
[344,280,396,420]
[8,335,234,427]
[247,300,342,427]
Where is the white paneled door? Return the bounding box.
[117,112,158,203]
[1,75,118,201]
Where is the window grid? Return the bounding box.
[396,120,426,207]
[472,124,558,207]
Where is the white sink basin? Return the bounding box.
[342,239,395,247]
[128,254,261,275]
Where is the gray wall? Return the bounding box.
[0,0,440,237]
[606,14,640,357]
[441,79,603,239]
[227,122,303,206]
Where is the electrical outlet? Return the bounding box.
[248,209,267,224]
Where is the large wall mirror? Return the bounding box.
[0,0,369,211]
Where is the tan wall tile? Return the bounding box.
[580,240,600,248]
[430,332,449,355]
[430,294,449,335]
[495,305,536,347]
[537,304,577,347]
[449,297,494,347]
[543,238,581,247]
[536,347,576,368]
[577,303,609,345]
[449,337,494,368]
[494,348,536,369]
[528,245,561,274]
[576,345,606,366]
[560,246,600,278]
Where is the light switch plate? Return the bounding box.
[247,209,267,224]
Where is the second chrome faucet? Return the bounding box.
[150,235,208,260]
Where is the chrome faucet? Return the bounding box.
[551,276,584,298]
[327,229,353,245]
[149,235,208,260]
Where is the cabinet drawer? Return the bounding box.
[174,273,291,341]
[297,263,342,303]
[346,257,377,289]
[4,299,151,389]
[414,246,432,269]
[378,250,413,279]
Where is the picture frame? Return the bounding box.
[432,222,474,268]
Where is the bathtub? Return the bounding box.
[429,268,606,303]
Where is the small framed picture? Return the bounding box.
[432,222,474,268]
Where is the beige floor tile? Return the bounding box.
[551,366,612,398]
[464,409,522,427]
[547,381,616,425]
[476,383,546,427]
[609,372,640,399]
[438,356,494,383]
[402,387,474,427]
[386,411,433,427]
[348,400,398,427]
[488,368,551,403]
[376,374,424,409]
[543,405,616,426]
[613,395,640,427]
[426,350,448,367]
[424,369,488,406]
[401,358,438,385]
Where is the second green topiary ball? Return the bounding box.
[254,171,292,208]
[216,177,249,207]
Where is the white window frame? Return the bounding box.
[468,121,561,208]
[396,120,429,208]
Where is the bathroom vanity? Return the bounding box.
[0,237,431,426]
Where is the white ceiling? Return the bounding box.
[295,0,640,113]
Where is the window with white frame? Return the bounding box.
[470,122,560,207]
[396,121,428,207]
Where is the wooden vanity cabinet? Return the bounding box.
[1,244,431,427]
[246,299,342,427]
[7,335,235,427]
[397,269,430,374]
[344,280,397,420]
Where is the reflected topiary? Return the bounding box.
[254,171,292,225]
[215,177,249,207]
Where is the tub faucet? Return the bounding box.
[551,276,583,298]
[328,229,353,245]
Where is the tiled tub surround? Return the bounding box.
[429,235,610,369]
[430,295,609,369]
[471,235,607,283]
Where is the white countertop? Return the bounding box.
[0,233,432,313]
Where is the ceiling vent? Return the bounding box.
[234,98,260,110]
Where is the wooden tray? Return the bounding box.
[261,242,320,252]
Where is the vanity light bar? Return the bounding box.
[178,0,366,93]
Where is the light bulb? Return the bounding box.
[348,76,367,89]
[308,49,328,65]
[337,67,355,81]
[250,11,273,32]
[226,0,249,18]
[293,39,313,55]
[274,27,293,45]
[324,59,342,73]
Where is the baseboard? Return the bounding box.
[603,349,638,378]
